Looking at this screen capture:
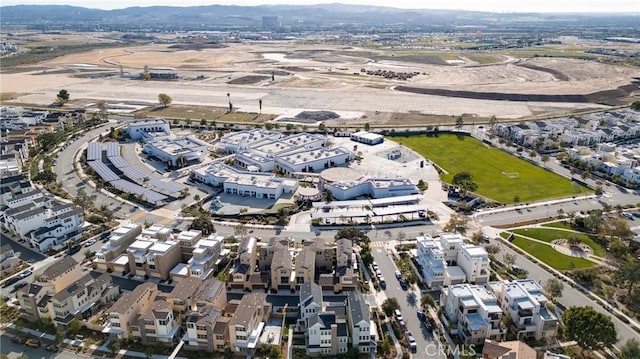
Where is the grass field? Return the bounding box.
[541,222,573,230]
[501,233,595,270]
[511,227,605,256]
[465,54,503,64]
[391,134,589,203]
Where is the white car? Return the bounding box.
[372,262,379,270]
[84,239,97,247]
[394,309,403,321]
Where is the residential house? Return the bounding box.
[441,284,505,345]
[94,223,142,272]
[230,236,258,290]
[183,306,229,353]
[227,292,271,355]
[482,339,537,359]
[271,246,293,290]
[103,282,158,339]
[346,290,376,354]
[295,247,315,288]
[193,278,227,310]
[37,256,84,292]
[489,280,559,341]
[126,238,181,280]
[134,300,180,345]
[167,277,203,318]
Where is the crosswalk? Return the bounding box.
[369,241,387,248]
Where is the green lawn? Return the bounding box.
[542,221,573,230]
[391,134,589,203]
[501,233,595,270]
[512,227,604,256]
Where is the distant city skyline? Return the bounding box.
[1,0,639,13]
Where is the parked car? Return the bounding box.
[394,309,403,321]
[417,310,426,321]
[394,270,402,279]
[408,336,417,353]
[3,276,20,288]
[14,281,27,290]
[376,269,382,277]
[84,239,97,247]
[67,244,81,255]
[19,270,32,279]
[45,344,59,352]
[399,278,408,290]
[379,277,386,289]
[372,262,379,271]
[12,336,26,344]
[418,210,426,218]
[25,339,42,348]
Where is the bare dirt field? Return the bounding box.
[2,40,638,121]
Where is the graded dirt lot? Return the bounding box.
[2,39,638,120]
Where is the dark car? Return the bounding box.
[399,278,408,290]
[2,276,20,288]
[67,244,81,255]
[45,344,59,352]
[417,310,426,321]
[12,336,26,344]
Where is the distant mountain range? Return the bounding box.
[1,4,638,31]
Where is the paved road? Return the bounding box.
[52,122,138,218]
[371,245,445,359]
[0,333,60,359]
[482,235,639,345]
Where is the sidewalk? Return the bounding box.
[4,324,187,359]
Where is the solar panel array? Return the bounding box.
[88,161,119,182]
[105,142,120,158]
[108,155,129,169]
[86,142,102,162]
[120,166,147,181]
[109,179,167,204]
[148,178,186,194]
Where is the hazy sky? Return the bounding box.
[2,0,639,13]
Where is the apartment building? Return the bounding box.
[171,234,223,281]
[295,247,315,287]
[94,223,142,271]
[227,292,271,355]
[167,277,203,317]
[17,283,55,322]
[271,245,293,290]
[230,236,258,290]
[441,284,505,345]
[126,238,181,280]
[482,339,537,359]
[306,311,349,356]
[184,306,228,352]
[346,290,376,354]
[47,273,119,329]
[416,234,490,288]
[257,238,289,271]
[489,280,559,341]
[38,256,84,292]
[104,282,158,339]
[175,229,203,260]
[194,278,227,310]
[298,283,324,327]
[133,300,180,345]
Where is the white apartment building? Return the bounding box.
[441,284,505,345]
[346,290,376,354]
[125,118,171,141]
[0,154,21,177]
[171,235,224,280]
[489,280,559,341]
[416,233,490,288]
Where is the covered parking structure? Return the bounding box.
[108,179,167,206]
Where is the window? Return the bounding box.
[215,335,224,340]
[187,323,194,328]
[145,329,156,334]
[158,320,167,326]
[112,323,121,327]
[216,344,224,350]
[197,334,207,339]
[197,325,207,331]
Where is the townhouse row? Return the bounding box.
[441,280,559,345]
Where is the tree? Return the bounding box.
[269,345,282,359]
[56,89,70,104]
[323,189,333,203]
[96,100,108,120]
[158,93,172,108]
[109,341,121,357]
[74,188,96,209]
[360,244,373,265]
[452,172,478,195]
[144,347,153,359]
[364,122,371,131]
[455,116,464,129]
[381,298,400,317]
[599,218,633,242]
[335,227,369,243]
[190,214,215,235]
[614,261,640,296]
[489,115,497,129]
[234,223,248,238]
[513,195,520,204]
[420,294,435,309]
[443,214,467,234]
[620,339,640,359]
[567,235,581,247]
[503,253,516,267]
[417,179,428,191]
[544,278,564,300]
[69,318,82,334]
[631,101,640,111]
[200,118,207,126]
[381,334,392,355]
[485,244,500,255]
[258,99,263,113]
[471,231,483,244]
[38,132,63,152]
[562,306,617,355]
[583,210,604,233]
[541,154,550,167]
[609,240,629,258]
[285,123,294,131]
[143,72,151,81]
